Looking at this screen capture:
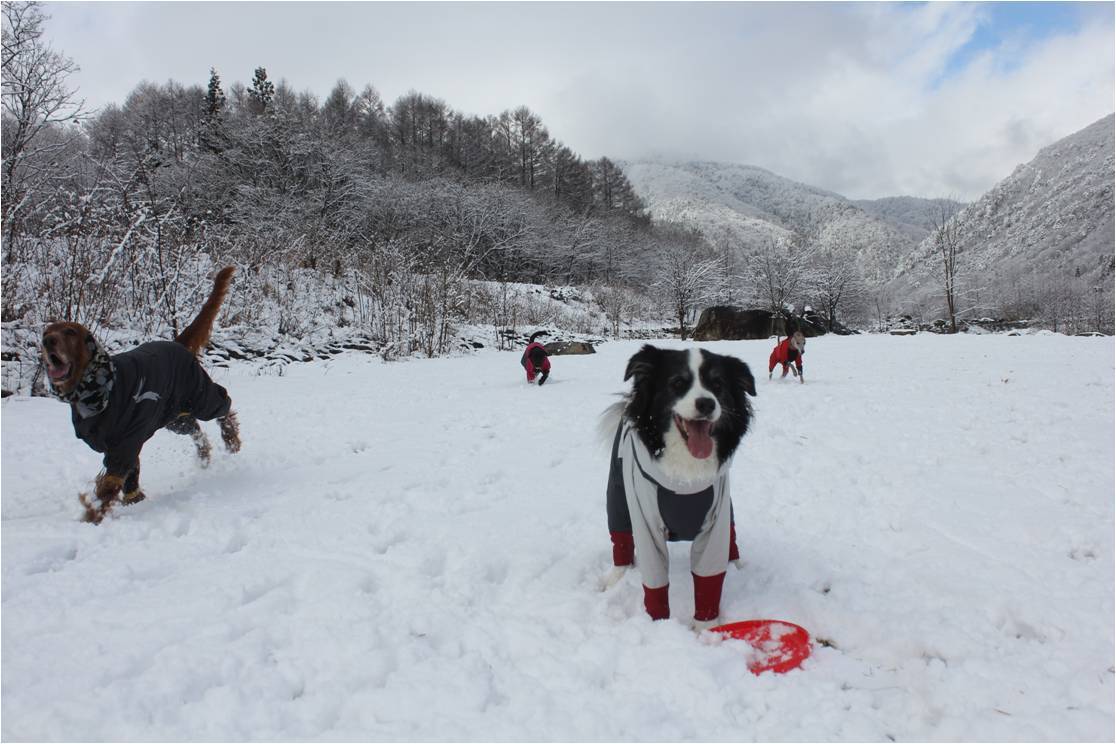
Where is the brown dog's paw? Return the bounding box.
[219,412,241,454]
[79,492,114,524]
[193,429,212,467]
[95,473,125,498]
[121,489,146,506]
[82,473,125,524]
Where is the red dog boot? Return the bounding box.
[610,531,634,566]
[643,584,670,620]
[693,572,726,623]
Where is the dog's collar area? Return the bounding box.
[51,335,115,419]
[622,422,724,495]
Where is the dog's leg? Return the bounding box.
[166,413,212,467]
[601,531,635,590]
[192,426,213,466]
[218,411,241,454]
[121,461,146,505]
[692,617,722,632]
[80,472,125,524]
[692,571,725,628]
[600,565,629,591]
[610,530,634,566]
[643,584,670,620]
[729,520,743,570]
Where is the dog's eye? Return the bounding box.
[670,377,689,393]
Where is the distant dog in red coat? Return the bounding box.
[521,331,551,385]
[769,331,805,384]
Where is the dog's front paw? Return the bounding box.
[219,412,241,454]
[121,489,146,506]
[731,558,744,571]
[599,565,629,591]
[691,616,721,632]
[79,493,114,524]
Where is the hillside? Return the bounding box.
[620,160,939,285]
[852,196,966,243]
[893,114,1116,313]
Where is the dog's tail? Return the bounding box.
[176,266,235,355]
[528,330,548,344]
[597,399,627,452]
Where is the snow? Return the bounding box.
[3,334,1113,741]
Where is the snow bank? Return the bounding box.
[2,334,1112,740]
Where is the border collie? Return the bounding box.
[601,345,756,628]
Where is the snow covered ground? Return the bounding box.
[2,333,1113,741]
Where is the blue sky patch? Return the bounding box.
[939,2,1107,83]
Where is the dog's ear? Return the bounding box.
[724,356,756,397]
[624,345,660,382]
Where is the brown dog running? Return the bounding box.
[41,267,241,524]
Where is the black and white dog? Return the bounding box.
[602,345,756,628]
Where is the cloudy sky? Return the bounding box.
[42,1,1115,200]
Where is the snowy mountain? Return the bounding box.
[619,159,946,285]
[894,114,1116,311]
[853,196,966,243]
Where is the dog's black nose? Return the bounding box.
[695,397,716,416]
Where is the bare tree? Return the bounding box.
[1089,282,1114,335]
[928,199,963,333]
[656,240,723,339]
[750,232,814,318]
[810,238,866,332]
[593,283,635,338]
[1,1,86,254]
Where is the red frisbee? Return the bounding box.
[710,619,812,675]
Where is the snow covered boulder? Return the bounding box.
[692,306,777,340]
[692,306,827,341]
[543,341,595,355]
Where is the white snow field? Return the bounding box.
[2,333,1113,741]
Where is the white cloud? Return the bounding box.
[42,2,1115,200]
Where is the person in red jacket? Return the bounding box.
[769,330,806,383]
[521,331,551,385]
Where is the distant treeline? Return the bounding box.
[3,3,728,353]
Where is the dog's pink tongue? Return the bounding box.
[685,420,714,459]
[48,364,69,380]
